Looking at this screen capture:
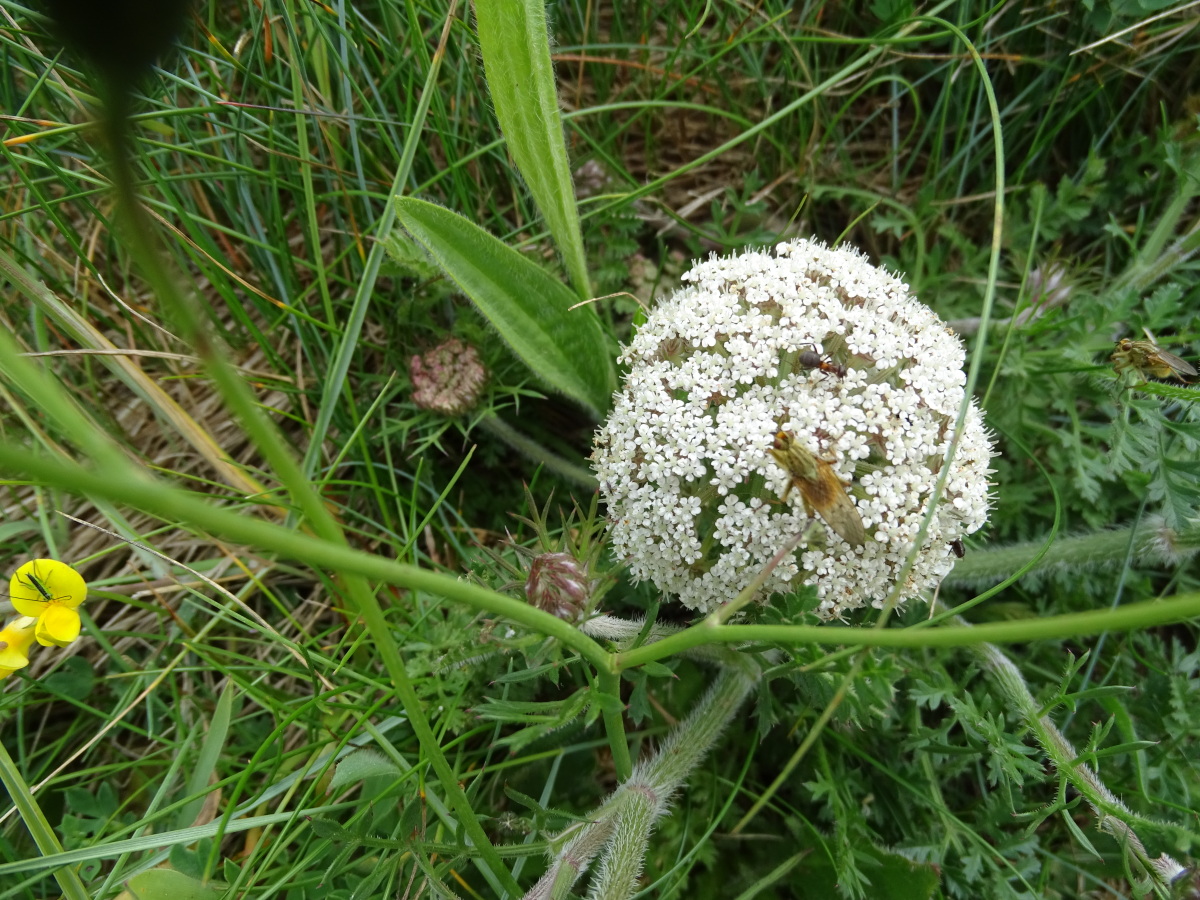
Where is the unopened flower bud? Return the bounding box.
[409,338,488,415]
[525,552,590,620]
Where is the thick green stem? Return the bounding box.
[944,519,1198,587]
[598,670,632,782]
[526,662,758,900]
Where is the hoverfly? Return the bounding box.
[769,430,866,547]
[1110,338,1196,383]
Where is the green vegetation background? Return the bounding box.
[1,1,1198,898]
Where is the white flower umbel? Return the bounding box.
[592,238,995,618]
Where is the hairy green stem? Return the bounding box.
[944,519,1198,587]
[586,790,655,900]
[969,635,1186,889]
[526,663,758,900]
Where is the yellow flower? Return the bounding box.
[8,559,87,648]
[0,616,37,679]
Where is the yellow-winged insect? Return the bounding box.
[1110,338,1197,384]
[769,430,866,547]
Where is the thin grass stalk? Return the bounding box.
[299,0,460,484]
[0,739,89,900]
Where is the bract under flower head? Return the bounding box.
[591,238,995,618]
[8,559,87,647]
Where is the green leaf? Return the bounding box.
[329,749,402,790]
[124,868,226,900]
[42,656,94,700]
[640,660,677,679]
[793,842,940,899]
[474,0,590,297]
[177,681,235,830]
[394,198,614,418]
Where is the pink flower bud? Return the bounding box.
[525,552,590,620]
[409,338,488,416]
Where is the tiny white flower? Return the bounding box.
[592,238,997,618]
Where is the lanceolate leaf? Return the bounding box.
[474,0,590,298]
[394,198,614,419]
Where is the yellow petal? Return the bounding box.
[35,605,81,647]
[9,559,88,617]
[0,616,37,669]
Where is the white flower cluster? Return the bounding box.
[592,238,995,618]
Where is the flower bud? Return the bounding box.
[409,338,488,416]
[525,552,591,621]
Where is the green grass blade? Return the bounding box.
[474,0,591,298]
[394,197,614,419]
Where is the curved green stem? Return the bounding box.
[0,440,612,674]
[969,633,1185,887]
[597,670,632,782]
[612,588,1200,670]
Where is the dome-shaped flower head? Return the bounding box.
[8,559,88,647]
[591,238,995,618]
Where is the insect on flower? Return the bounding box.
[10,561,73,611]
[1110,338,1196,383]
[949,539,965,559]
[769,430,866,547]
[796,346,847,379]
[6,560,88,648]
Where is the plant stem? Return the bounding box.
[598,669,632,782]
[0,737,90,900]
[944,519,1199,587]
[527,661,758,900]
[968,634,1186,890]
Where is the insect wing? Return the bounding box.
[1151,347,1197,378]
[809,459,867,546]
[770,432,865,547]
